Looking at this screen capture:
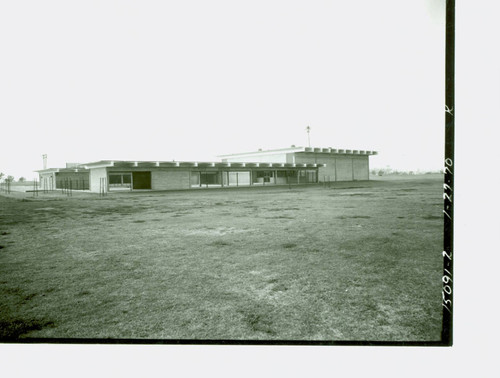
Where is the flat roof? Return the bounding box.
[34,146,378,173]
[218,146,378,158]
[36,160,326,172]
[35,167,90,174]
[82,160,325,169]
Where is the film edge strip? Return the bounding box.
[441,0,454,346]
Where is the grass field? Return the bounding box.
[0,176,444,342]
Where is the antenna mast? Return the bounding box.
[306,126,311,147]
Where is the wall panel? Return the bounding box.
[336,157,354,181]
[151,170,190,190]
[353,157,369,180]
[89,168,108,193]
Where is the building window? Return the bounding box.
[109,174,122,185]
[253,170,274,184]
[109,173,132,188]
[227,171,250,186]
[190,171,223,187]
[200,172,221,185]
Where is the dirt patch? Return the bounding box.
[185,227,252,236]
[338,215,372,219]
[244,312,276,335]
[345,192,375,196]
[210,240,232,247]
[0,318,55,340]
[422,215,442,220]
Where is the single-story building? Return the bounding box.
[36,163,90,191]
[35,146,377,193]
[219,146,377,182]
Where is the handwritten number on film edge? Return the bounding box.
[442,158,453,313]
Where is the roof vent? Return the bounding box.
[291,144,296,148]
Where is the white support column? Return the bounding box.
[334,158,337,182]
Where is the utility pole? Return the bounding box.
[42,154,47,169]
[306,126,311,147]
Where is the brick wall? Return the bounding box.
[151,170,190,190]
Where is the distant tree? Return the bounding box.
[0,172,4,181]
[18,177,26,182]
[6,175,14,182]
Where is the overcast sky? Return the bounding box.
[0,0,445,179]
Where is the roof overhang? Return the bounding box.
[74,160,326,170]
[35,167,90,174]
[218,146,306,158]
[219,146,378,158]
[35,168,60,174]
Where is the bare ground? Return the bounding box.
[0,177,444,342]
